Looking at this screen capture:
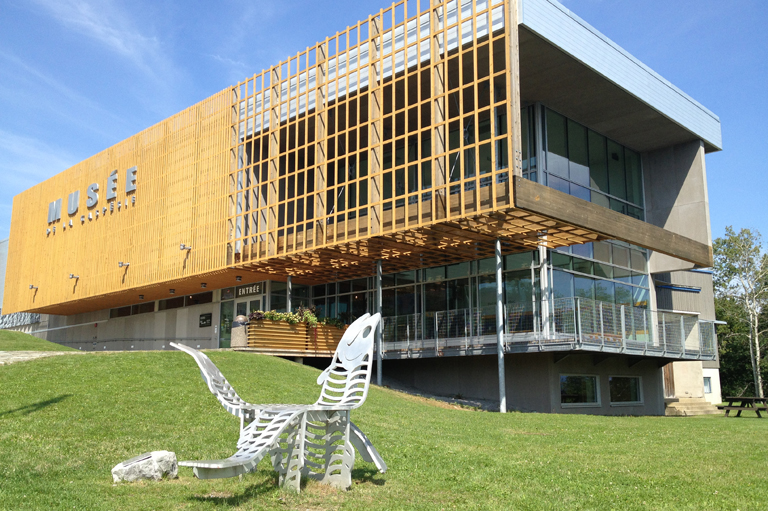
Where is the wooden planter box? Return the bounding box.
[247,320,346,356]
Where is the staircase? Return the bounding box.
[665,397,721,416]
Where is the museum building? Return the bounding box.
[3,0,723,414]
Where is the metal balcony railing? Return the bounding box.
[381,297,718,361]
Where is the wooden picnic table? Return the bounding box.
[717,397,768,418]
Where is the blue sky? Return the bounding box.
[0,0,765,247]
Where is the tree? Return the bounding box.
[713,227,768,398]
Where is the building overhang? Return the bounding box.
[518,0,722,154]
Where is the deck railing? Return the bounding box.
[381,297,717,360]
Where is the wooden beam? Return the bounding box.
[513,176,713,267]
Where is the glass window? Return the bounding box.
[477,257,496,274]
[593,241,611,263]
[131,302,155,315]
[159,297,185,311]
[424,281,447,312]
[110,306,132,318]
[447,261,470,279]
[351,292,368,317]
[703,377,712,394]
[397,270,417,285]
[505,252,533,271]
[477,275,497,309]
[504,270,534,307]
[588,130,608,193]
[609,376,642,404]
[551,252,572,271]
[185,292,213,307]
[425,266,445,282]
[594,280,614,303]
[560,375,600,405]
[607,140,626,200]
[567,120,589,187]
[571,243,593,260]
[612,245,630,268]
[221,287,235,300]
[447,278,470,310]
[313,297,327,318]
[396,286,416,315]
[382,288,396,316]
[573,276,594,300]
[552,270,573,299]
[625,149,643,207]
[545,109,568,178]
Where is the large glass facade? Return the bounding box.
[521,105,645,221]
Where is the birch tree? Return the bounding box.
[714,226,768,398]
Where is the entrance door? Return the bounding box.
[219,301,234,348]
[236,298,262,317]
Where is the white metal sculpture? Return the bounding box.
[170,312,386,491]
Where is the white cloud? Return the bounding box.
[29,0,170,81]
[0,130,76,188]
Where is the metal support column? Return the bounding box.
[376,260,383,386]
[495,239,507,413]
[286,276,292,312]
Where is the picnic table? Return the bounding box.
[717,397,768,418]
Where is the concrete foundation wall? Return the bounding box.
[670,361,705,399]
[40,301,220,351]
[644,140,712,273]
[384,352,665,415]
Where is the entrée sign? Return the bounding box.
[47,167,137,233]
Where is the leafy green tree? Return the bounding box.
[713,227,768,397]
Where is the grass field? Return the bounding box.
[0,330,77,351]
[1,347,766,510]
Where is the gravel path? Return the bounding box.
[0,351,85,366]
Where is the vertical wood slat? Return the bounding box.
[4,91,231,314]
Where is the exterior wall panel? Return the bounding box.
[3,92,231,315]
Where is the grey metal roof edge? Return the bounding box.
[519,0,723,151]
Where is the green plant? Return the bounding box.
[319,317,346,330]
[248,309,318,327]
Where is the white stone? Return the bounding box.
[111,451,178,483]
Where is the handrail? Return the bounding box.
[381,297,717,360]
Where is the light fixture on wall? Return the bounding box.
[69,274,79,280]
[29,285,38,290]
[169,289,175,294]
[180,243,192,251]
[118,262,130,268]
[139,295,145,300]
[201,283,207,288]
[236,276,242,282]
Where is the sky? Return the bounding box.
[0,0,766,246]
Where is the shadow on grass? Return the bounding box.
[0,394,72,418]
[189,477,277,506]
[352,466,387,486]
[189,468,386,506]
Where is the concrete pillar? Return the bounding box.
[496,239,507,413]
[286,275,292,312]
[376,259,383,386]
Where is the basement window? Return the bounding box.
[560,375,600,407]
[609,376,643,405]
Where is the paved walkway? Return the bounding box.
[0,351,84,366]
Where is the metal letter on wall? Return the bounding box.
[86,183,99,208]
[67,190,80,216]
[125,166,137,194]
[47,198,62,223]
[106,170,118,201]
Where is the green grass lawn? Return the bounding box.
[0,330,76,351]
[1,350,766,510]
